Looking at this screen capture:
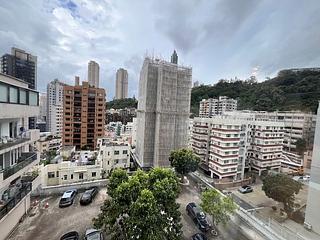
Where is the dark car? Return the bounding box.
[186,202,211,232]
[59,189,77,207]
[60,231,79,240]
[80,187,98,205]
[191,233,208,240]
[238,185,253,194]
[85,229,104,240]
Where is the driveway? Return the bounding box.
[8,188,108,240]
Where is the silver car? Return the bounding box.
[84,229,104,240]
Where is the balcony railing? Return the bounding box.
[0,182,32,220]
[1,152,37,180]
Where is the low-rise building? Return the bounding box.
[0,73,41,240]
[43,160,101,186]
[97,138,130,176]
[36,134,62,154]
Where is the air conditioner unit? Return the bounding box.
[304,222,312,231]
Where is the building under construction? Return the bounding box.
[135,51,192,167]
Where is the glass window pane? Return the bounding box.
[19,89,26,104]
[29,91,38,106]
[0,84,7,102]
[9,87,18,103]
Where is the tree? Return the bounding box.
[295,138,307,155]
[93,168,182,240]
[169,148,200,182]
[200,189,237,226]
[262,173,302,214]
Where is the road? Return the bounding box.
[179,177,252,240]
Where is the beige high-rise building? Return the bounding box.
[88,60,100,88]
[135,52,192,168]
[115,68,128,99]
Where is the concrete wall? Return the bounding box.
[32,179,108,196]
[0,194,30,240]
[305,102,320,234]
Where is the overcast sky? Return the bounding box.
[1,0,320,100]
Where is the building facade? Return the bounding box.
[97,138,130,176]
[115,68,128,99]
[225,110,316,171]
[199,96,237,118]
[0,73,41,240]
[1,47,38,130]
[62,80,105,150]
[47,79,65,136]
[106,108,136,124]
[88,61,100,88]
[191,115,285,180]
[305,102,320,234]
[135,54,192,168]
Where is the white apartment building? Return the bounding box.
[191,115,285,180]
[199,96,237,118]
[225,110,316,170]
[135,54,192,168]
[0,73,41,240]
[47,79,65,136]
[97,138,130,176]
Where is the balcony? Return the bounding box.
[0,129,40,152]
[0,182,32,221]
[1,152,38,180]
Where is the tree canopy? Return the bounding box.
[93,168,182,240]
[169,148,200,179]
[200,189,237,226]
[262,173,302,213]
[107,98,138,109]
[190,69,320,116]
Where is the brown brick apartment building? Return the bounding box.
[62,80,105,150]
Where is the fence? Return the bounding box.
[189,172,308,240]
[32,179,108,196]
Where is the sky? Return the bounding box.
[1,0,320,100]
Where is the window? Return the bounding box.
[114,150,119,155]
[0,84,8,102]
[56,171,59,178]
[92,172,96,177]
[48,172,55,178]
[114,159,119,164]
[63,175,67,180]
[123,150,128,154]
[19,89,26,104]
[9,87,18,103]
[79,173,83,180]
[29,91,38,105]
[71,174,73,179]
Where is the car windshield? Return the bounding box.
[86,232,101,240]
[83,192,91,198]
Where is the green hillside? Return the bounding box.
[106,98,138,109]
[191,69,320,116]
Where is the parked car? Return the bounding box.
[60,231,79,240]
[80,187,98,205]
[191,233,207,240]
[84,229,104,240]
[59,189,77,207]
[186,202,211,232]
[238,185,253,194]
